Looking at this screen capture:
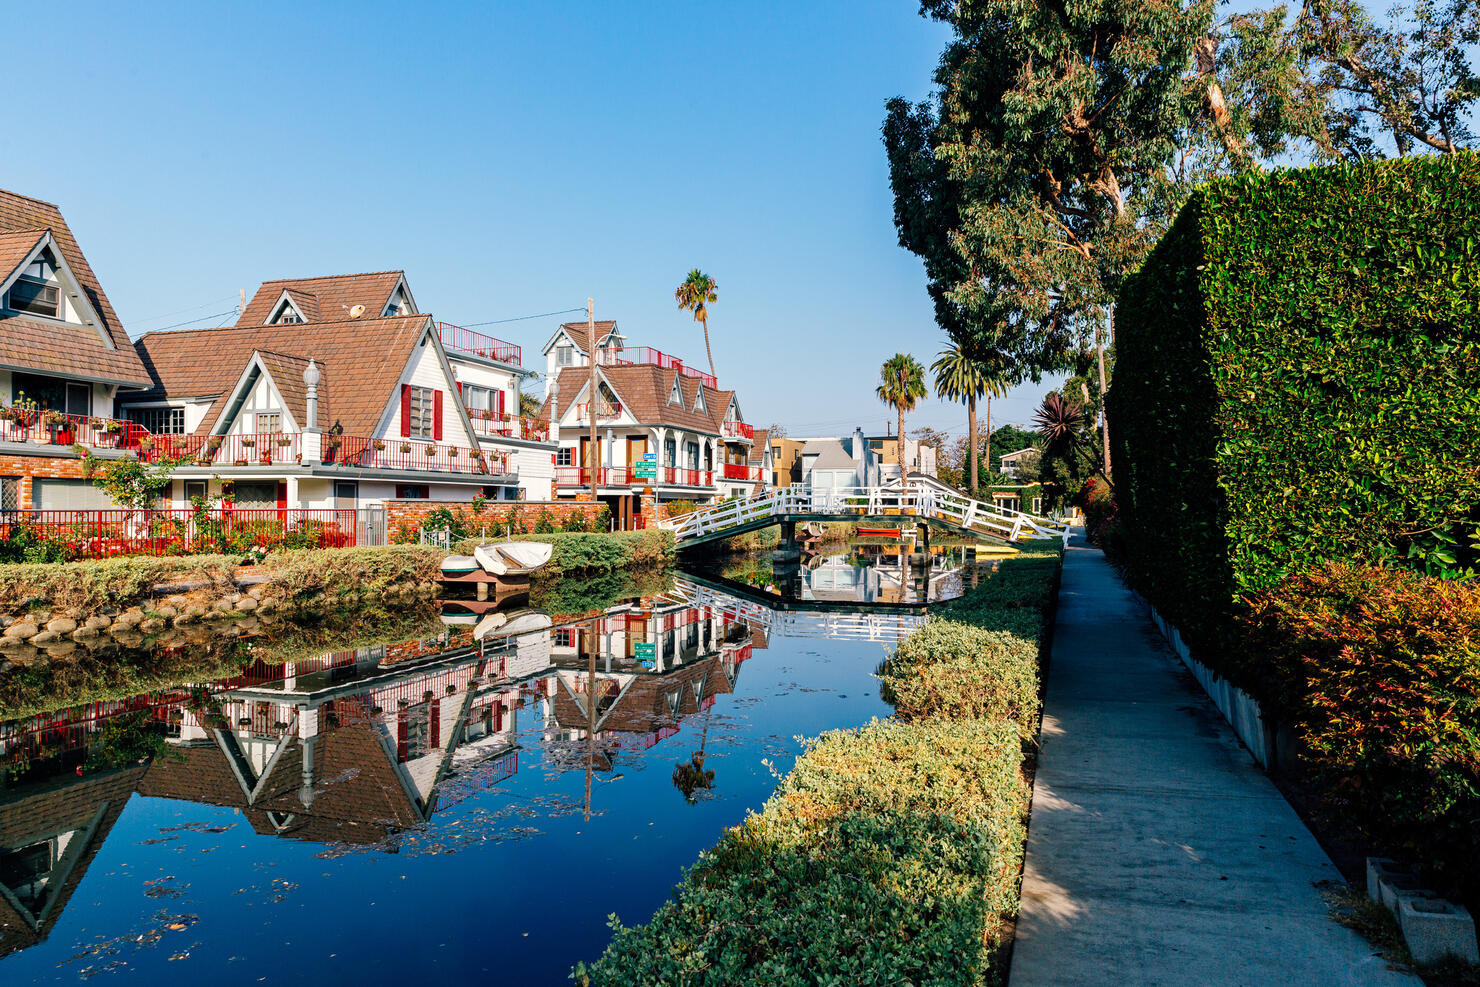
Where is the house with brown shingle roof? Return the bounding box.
[539,359,757,526]
[120,312,522,513]
[223,271,557,499]
[540,319,625,396]
[0,190,160,509]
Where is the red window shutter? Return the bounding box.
[433,389,444,440]
[496,390,506,417]
[455,381,463,395]
[400,384,411,437]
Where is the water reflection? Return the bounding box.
[0,562,931,970]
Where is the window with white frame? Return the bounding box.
[255,412,282,433]
[668,379,683,406]
[407,386,435,438]
[557,345,574,366]
[126,407,185,434]
[463,384,491,413]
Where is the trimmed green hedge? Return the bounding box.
[1109,155,1480,669]
[575,543,1062,985]
[0,545,444,614]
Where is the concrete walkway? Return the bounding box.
[1009,536,1418,986]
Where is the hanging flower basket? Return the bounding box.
[400,442,412,454]
[276,436,293,448]
[207,436,223,450]
[373,440,386,451]
[241,437,256,448]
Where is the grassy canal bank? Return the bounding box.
[574,542,1063,985]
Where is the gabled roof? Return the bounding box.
[749,428,770,465]
[999,446,1039,461]
[542,364,724,433]
[0,189,152,387]
[237,271,409,326]
[132,314,430,435]
[544,320,620,355]
[807,439,858,471]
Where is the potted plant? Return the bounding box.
[400,442,412,454]
[373,440,386,451]
[326,435,342,449]
[241,437,256,448]
[207,435,223,450]
[258,453,273,465]
[276,436,293,448]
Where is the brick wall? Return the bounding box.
[385,499,609,535]
[0,454,90,509]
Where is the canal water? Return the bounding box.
[0,545,991,983]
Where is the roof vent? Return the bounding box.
[349,304,366,319]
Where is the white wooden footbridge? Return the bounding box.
[656,479,1073,550]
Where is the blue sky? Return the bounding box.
[9,1,1053,436]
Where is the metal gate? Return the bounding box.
[357,507,387,546]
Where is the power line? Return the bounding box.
[134,308,238,337]
[462,306,586,328]
[129,294,238,326]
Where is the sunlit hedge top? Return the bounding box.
[1109,153,1480,660]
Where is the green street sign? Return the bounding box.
[634,642,656,658]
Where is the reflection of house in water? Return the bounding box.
[544,600,755,772]
[0,766,146,958]
[141,631,528,847]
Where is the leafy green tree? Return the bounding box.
[675,270,719,380]
[930,343,1014,496]
[1282,0,1480,158]
[81,450,187,510]
[876,354,928,471]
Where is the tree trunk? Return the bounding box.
[967,394,978,497]
[984,395,992,491]
[898,407,906,475]
[1098,306,1112,479]
[701,317,716,380]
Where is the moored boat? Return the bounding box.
[473,541,554,577]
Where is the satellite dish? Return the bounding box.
[349,304,366,319]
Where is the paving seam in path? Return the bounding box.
[1007,534,1419,987]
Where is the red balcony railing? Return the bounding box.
[556,465,716,488]
[722,463,762,481]
[435,322,522,366]
[594,347,717,389]
[721,420,754,440]
[0,411,152,450]
[204,432,301,466]
[326,436,509,474]
[0,508,358,558]
[574,401,623,421]
[467,408,549,442]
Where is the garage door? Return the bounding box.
[33,479,118,509]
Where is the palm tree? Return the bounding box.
[675,270,719,380]
[876,354,927,474]
[931,343,1012,497]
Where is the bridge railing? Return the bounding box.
[658,483,1072,545]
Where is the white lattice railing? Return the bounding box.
[657,483,1072,545]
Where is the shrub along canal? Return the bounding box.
[0,541,1007,983]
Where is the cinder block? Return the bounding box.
[1365,857,1403,904]
[1380,873,1428,916]
[1398,894,1480,966]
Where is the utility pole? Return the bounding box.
[587,298,601,503]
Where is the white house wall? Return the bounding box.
[509,447,553,500]
[227,371,291,435]
[382,335,475,448]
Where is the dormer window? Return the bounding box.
[693,388,707,414]
[557,345,574,367]
[7,250,60,318]
[668,378,683,406]
[382,287,411,317]
[266,293,307,325]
